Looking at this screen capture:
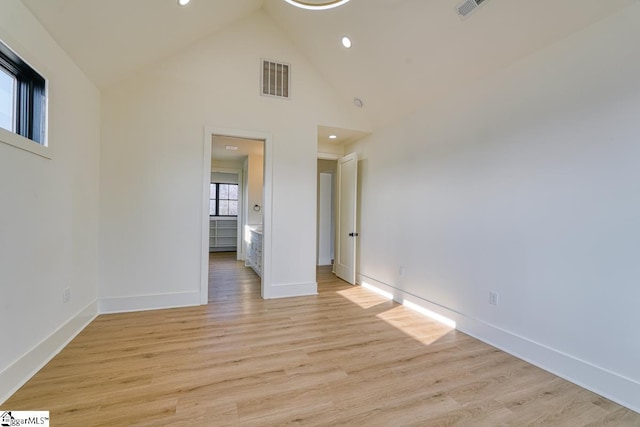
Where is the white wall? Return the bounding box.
[348,4,640,411]
[318,141,344,158]
[211,172,238,184]
[212,159,243,170]
[246,153,264,226]
[99,9,369,308]
[0,0,101,403]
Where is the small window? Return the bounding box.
[0,39,46,145]
[210,183,238,217]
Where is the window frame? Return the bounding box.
[209,182,239,217]
[0,38,48,158]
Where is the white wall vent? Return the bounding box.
[456,0,487,19]
[261,59,290,99]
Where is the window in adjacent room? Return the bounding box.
[209,183,239,217]
[0,67,15,132]
[0,39,47,145]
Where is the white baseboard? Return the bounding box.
[264,281,318,299]
[0,301,98,405]
[357,273,640,413]
[98,291,201,314]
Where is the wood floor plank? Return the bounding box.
[3,252,639,426]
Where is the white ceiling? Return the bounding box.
[318,125,370,146]
[265,0,634,128]
[212,135,263,162]
[21,0,263,88]
[21,0,634,130]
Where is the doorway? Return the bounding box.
[201,128,272,303]
[316,151,359,285]
[316,152,359,285]
[210,136,263,261]
[317,159,337,268]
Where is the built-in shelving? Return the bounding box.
[209,218,237,252]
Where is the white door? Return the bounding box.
[335,152,358,284]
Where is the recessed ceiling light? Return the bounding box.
[341,36,352,49]
[177,0,190,6]
[225,145,238,151]
[284,0,350,11]
[329,135,338,140]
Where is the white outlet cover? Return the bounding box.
[489,292,499,306]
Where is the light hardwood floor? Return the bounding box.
[4,252,639,426]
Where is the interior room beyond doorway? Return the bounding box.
[210,135,264,295]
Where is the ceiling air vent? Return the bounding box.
[456,0,487,19]
[261,59,290,99]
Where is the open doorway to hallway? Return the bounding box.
[316,125,369,285]
[317,158,337,269]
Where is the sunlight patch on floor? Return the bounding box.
[337,286,392,309]
[339,280,456,344]
[361,281,394,300]
[376,306,454,345]
[402,300,457,329]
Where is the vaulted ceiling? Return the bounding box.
[21,0,634,129]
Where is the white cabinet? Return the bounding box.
[209,218,237,252]
[246,227,262,277]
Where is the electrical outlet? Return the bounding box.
[63,287,71,303]
[399,266,405,277]
[489,291,499,306]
